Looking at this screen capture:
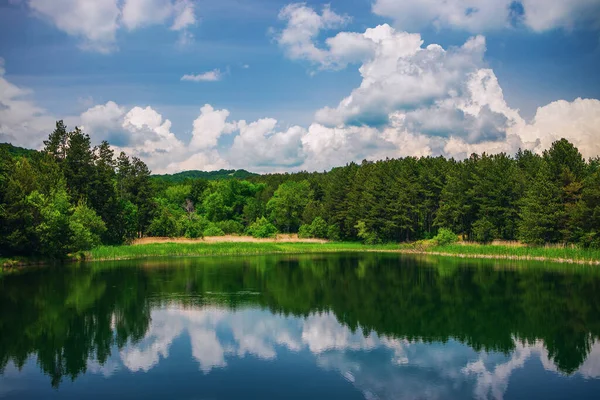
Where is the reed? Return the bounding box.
[87,241,402,261]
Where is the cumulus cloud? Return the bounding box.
[229,119,307,169]
[28,0,121,53]
[26,0,197,53]
[509,98,600,159]
[372,0,600,33]
[181,69,223,82]
[276,3,352,69]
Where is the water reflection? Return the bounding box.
[102,306,600,400]
[1,254,600,399]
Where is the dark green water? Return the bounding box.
[1,253,600,399]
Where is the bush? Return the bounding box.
[182,215,205,239]
[217,220,245,235]
[147,207,180,237]
[246,217,278,238]
[472,217,497,244]
[69,201,107,251]
[355,221,380,244]
[298,224,311,239]
[432,228,458,246]
[203,225,225,237]
[298,217,329,239]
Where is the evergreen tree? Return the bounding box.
[518,162,565,245]
[63,127,94,202]
[43,120,69,161]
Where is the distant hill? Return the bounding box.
[151,169,259,183]
[0,143,38,158]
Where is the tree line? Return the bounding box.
[1,120,600,257]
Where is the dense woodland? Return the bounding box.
[1,120,600,258]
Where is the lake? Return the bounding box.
[1,253,600,399]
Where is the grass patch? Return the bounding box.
[86,241,600,264]
[87,242,402,261]
[425,243,600,264]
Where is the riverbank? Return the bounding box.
[3,240,600,271]
[86,241,600,265]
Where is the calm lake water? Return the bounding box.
[1,253,600,399]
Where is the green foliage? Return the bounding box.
[28,188,72,257]
[518,163,565,245]
[267,180,312,233]
[69,201,107,251]
[432,228,458,246]
[472,218,497,244]
[151,169,258,183]
[247,217,278,238]
[3,122,600,257]
[203,226,225,237]
[147,206,181,237]
[326,224,342,241]
[355,221,380,244]
[182,215,206,239]
[217,220,245,235]
[298,217,329,239]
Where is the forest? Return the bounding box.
[1,120,600,258]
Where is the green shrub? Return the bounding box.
[298,217,329,239]
[217,220,245,235]
[203,225,225,237]
[298,224,311,239]
[69,201,107,251]
[432,228,458,246]
[355,221,380,244]
[147,207,181,237]
[182,215,205,239]
[246,217,278,238]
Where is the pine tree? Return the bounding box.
[518,162,565,245]
[63,127,94,202]
[43,120,69,161]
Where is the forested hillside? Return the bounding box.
[1,120,600,258]
[0,143,38,159]
[152,169,258,183]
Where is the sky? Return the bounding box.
[1,0,600,174]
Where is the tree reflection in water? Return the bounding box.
[1,253,600,392]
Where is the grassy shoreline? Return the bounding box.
[3,241,600,271]
[86,241,600,265]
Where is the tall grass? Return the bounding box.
[429,244,600,264]
[87,242,402,261]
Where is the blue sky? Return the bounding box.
[1,0,600,173]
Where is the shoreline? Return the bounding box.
[3,241,600,271]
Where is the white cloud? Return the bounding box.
[26,0,197,53]
[509,98,600,159]
[181,69,223,82]
[372,0,600,33]
[171,0,196,31]
[189,104,236,150]
[122,0,196,31]
[276,3,351,68]
[121,0,173,30]
[28,0,121,53]
[314,31,488,128]
[229,119,307,169]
